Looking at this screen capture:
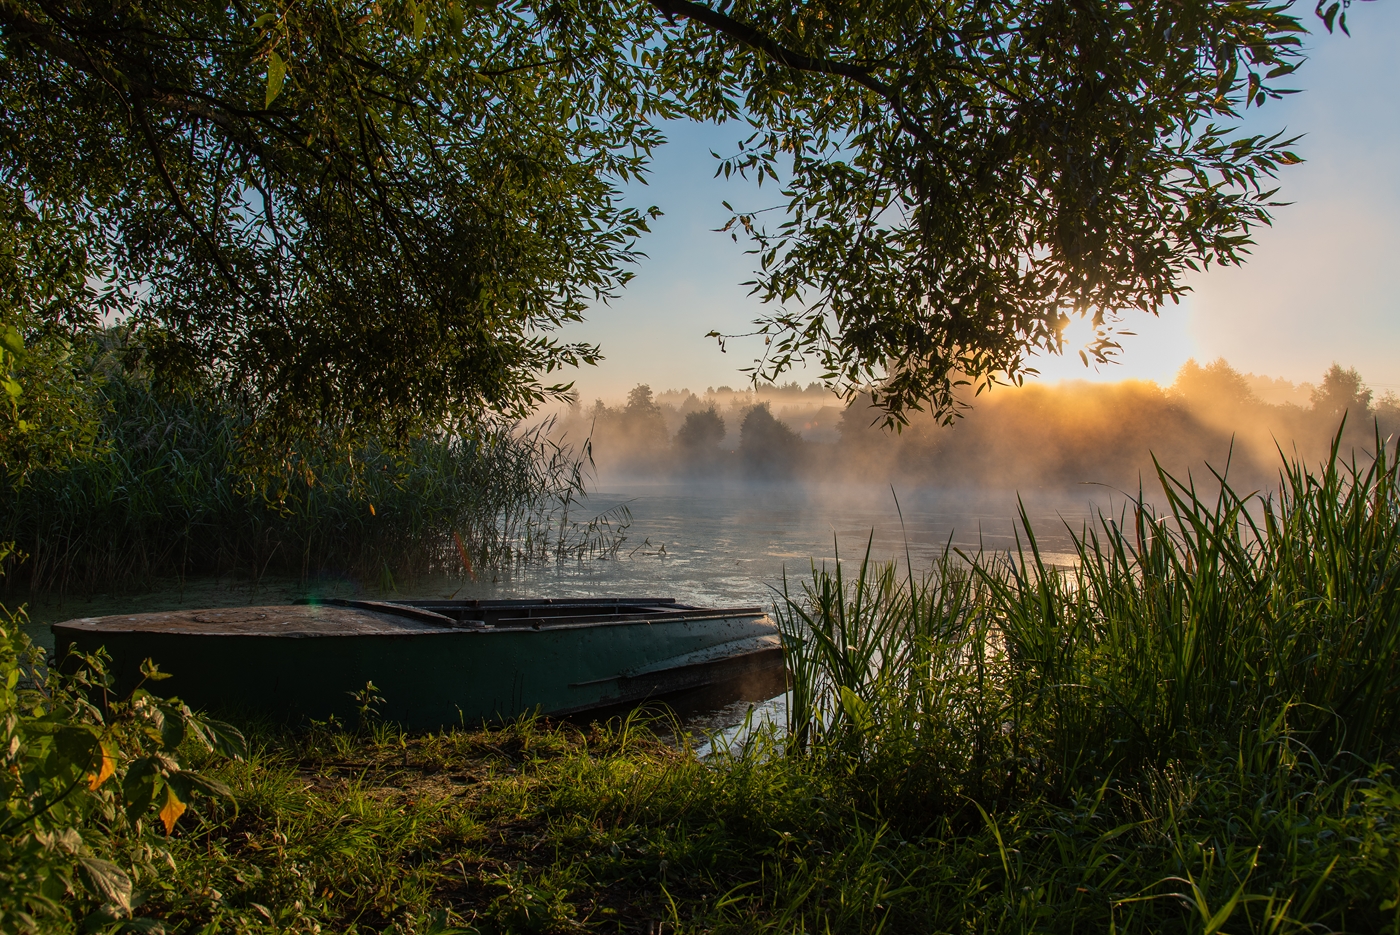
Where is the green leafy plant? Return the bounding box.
[0,604,246,932]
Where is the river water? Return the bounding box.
[15,482,1131,743]
[15,481,1130,651]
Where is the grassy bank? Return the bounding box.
[2,370,626,596]
[6,434,1400,932]
[93,711,1400,933]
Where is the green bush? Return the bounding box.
[0,592,245,933]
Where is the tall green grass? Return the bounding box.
[777,428,1400,819]
[1,374,627,594]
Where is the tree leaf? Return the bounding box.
[122,758,158,819]
[55,725,99,770]
[160,707,185,751]
[173,769,235,800]
[194,716,248,761]
[1321,1,1340,32]
[265,51,286,108]
[0,325,24,357]
[88,740,117,790]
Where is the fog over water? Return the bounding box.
[554,358,1395,497]
[23,363,1389,727]
[20,481,1118,650]
[481,480,1117,607]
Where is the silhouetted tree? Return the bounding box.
[1173,359,1258,410]
[1375,391,1400,442]
[740,404,803,479]
[573,384,670,476]
[676,407,726,450]
[673,405,727,475]
[1311,364,1373,423]
[623,385,669,447]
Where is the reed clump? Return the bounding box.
[778,430,1400,816]
[753,428,1400,930]
[1,372,626,595]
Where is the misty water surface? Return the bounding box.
[19,482,1132,649]
[16,483,1134,738]
[504,481,1126,608]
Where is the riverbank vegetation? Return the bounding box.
[3,3,1392,926]
[566,360,1399,489]
[1,334,627,597]
[6,435,1400,932]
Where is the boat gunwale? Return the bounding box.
[325,597,767,628]
[390,597,681,609]
[50,607,773,638]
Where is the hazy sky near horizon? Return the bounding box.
[560,4,1400,403]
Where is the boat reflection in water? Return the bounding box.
[52,598,784,729]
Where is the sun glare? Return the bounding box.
[1026,306,1196,386]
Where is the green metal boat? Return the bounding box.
[51,597,783,729]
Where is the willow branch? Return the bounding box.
[132,102,242,294]
[647,0,932,144]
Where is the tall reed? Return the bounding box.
[776,428,1400,820]
[1,374,627,594]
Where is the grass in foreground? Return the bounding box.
[147,712,1398,934]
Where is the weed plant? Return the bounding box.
[0,596,246,933]
[1,374,627,595]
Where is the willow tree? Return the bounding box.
[0,0,1323,448]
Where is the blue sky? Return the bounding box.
[561,4,1400,402]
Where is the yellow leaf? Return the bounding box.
[159,786,187,835]
[87,744,117,790]
[369,503,376,516]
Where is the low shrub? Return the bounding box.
[0,593,245,933]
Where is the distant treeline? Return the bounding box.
[558,361,1400,488]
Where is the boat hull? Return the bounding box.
[52,602,782,728]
